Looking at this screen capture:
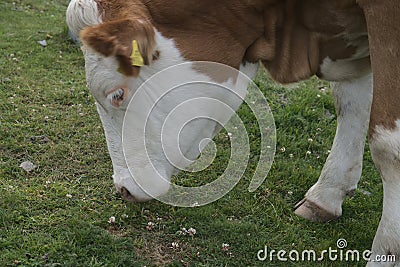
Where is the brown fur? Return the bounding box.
[81,0,155,76]
[143,0,266,70]
[257,0,366,83]
[357,0,400,136]
[82,0,367,83]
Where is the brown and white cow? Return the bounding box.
[66,0,399,264]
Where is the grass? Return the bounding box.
[0,0,383,266]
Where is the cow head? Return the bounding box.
[74,15,257,203]
[79,18,162,202]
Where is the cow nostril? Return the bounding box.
[120,187,137,202]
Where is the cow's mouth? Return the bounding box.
[120,187,137,202]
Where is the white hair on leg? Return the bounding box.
[295,73,373,221]
[367,123,400,266]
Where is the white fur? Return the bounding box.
[121,60,257,200]
[66,0,103,41]
[71,0,259,200]
[86,32,258,200]
[319,35,370,81]
[305,72,373,216]
[320,57,371,81]
[367,122,400,266]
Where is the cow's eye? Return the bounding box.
[106,86,128,108]
[113,88,124,101]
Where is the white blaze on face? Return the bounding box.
[83,30,259,202]
[122,61,258,203]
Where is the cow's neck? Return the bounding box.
[141,0,267,69]
[94,0,367,83]
[95,0,151,21]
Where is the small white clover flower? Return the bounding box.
[306,151,312,155]
[188,228,196,236]
[146,222,155,231]
[171,242,179,249]
[308,138,313,143]
[222,243,230,252]
[280,147,286,153]
[108,216,116,224]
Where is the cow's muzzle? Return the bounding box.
[119,187,139,202]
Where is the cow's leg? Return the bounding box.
[295,73,373,222]
[358,0,400,265]
[368,127,400,266]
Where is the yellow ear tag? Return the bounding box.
[130,40,144,67]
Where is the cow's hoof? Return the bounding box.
[120,187,138,203]
[294,198,339,223]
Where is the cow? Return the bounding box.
[66,0,399,264]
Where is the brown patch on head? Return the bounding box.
[80,18,156,77]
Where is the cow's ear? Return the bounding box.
[80,19,156,77]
